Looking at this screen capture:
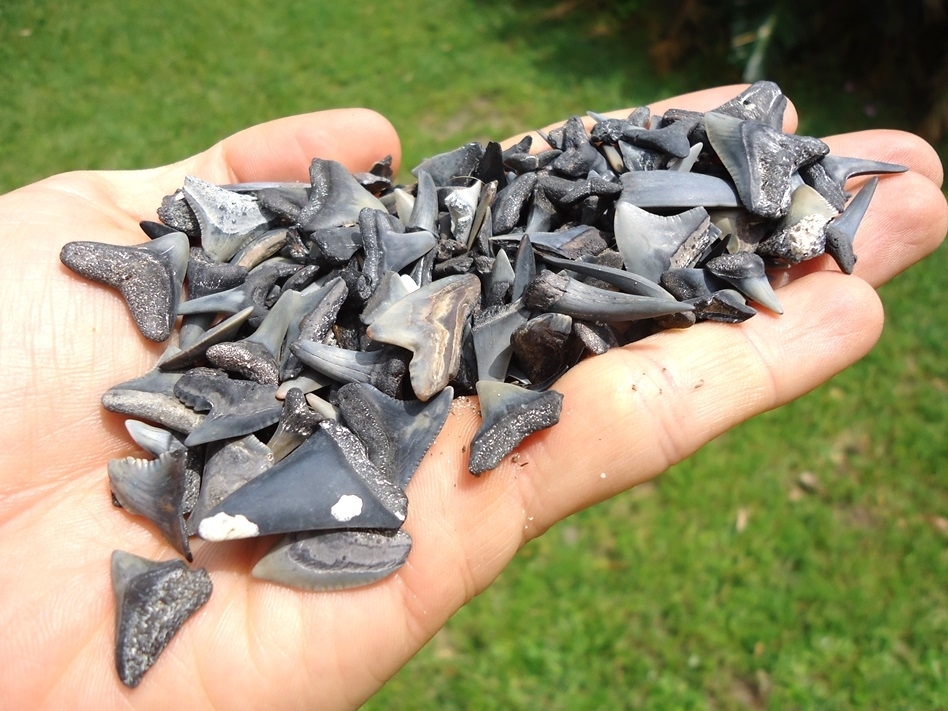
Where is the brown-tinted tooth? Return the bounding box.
[230,228,288,270]
[705,252,783,314]
[252,528,412,592]
[367,273,482,401]
[473,301,531,382]
[336,382,454,490]
[523,270,695,322]
[295,158,381,232]
[103,370,205,434]
[267,388,323,462]
[510,312,575,384]
[182,176,271,262]
[196,421,406,542]
[108,449,192,560]
[823,176,878,275]
[111,551,212,688]
[175,369,283,447]
[689,289,757,323]
[186,434,274,536]
[756,184,838,267]
[468,380,564,475]
[60,231,189,342]
[572,320,620,355]
[614,203,712,283]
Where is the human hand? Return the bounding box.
[0,87,944,710]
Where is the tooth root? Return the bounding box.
[469,381,564,475]
[111,550,212,688]
[267,388,323,462]
[252,529,412,591]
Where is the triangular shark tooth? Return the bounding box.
[756,184,838,266]
[59,231,189,342]
[108,449,192,560]
[197,421,406,541]
[411,142,485,187]
[614,203,712,283]
[366,273,481,401]
[111,550,212,688]
[290,340,388,385]
[705,252,783,314]
[492,171,538,235]
[618,170,742,210]
[297,158,385,232]
[445,181,482,245]
[823,176,878,274]
[252,528,412,592]
[472,300,531,382]
[468,380,564,475]
[182,176,270,262]
[336,382,454,490]
[267,387,323,462]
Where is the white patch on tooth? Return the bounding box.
[330,494,363,522]
[198,512,260,541]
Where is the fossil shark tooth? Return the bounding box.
[111,550,212,688]
[614,203,713,284]
[711,80,788,128]
[367,273,481,401]
[336,382,454,490]
[108,449,192,560]
[175,368,283,447]
[617,170,742,210]
[177,259,292,325]
[411,142,485,187]
[230,228,288,270]
[756,184,838,266]
[140,220,178,240]
[124,420,183,457]
[361,208,437,287]
[818,154,907,190]
[617,121,693,159]
[267,388,323,462]
[102,370,205,434]
[492,171,538,235]
[666,141,704,172]
[290,339,388,385]
[60,231,189,342]
[538,254,675,300]
[445,181,482,245]
[197,421,406,541]
[472,300,531,382]
[510,312,576,384]
[689,288,757,323]
[361,271,414,326]
[182,176,271,262]
[298,158,386,232]
[512,235,537,301]
[705,252,783,314]
[484,247,516,307]
[158,306,254,372]
[185,434,274,535]
[823,176,878,274]
[252,528,412,592]
[523,270,694,321]
[309,225,363,262]
[407,169,439,233]
[282,276,349,379]
[468,380,564,475]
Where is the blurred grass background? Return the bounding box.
[2,1,945,708]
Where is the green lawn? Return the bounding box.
[2,1,945,708]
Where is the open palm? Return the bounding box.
[0,87,944,710]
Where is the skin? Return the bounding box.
[0,86,945,710]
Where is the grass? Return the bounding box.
[2,1,945,708]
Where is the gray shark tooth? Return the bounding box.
[290,340,387,385]
[502,133,532,162]
[186,434,274,536]
[108,449,192,561]
[175,369,283,447]
[551,141,609,177]
[310,225,363,262]
[406,169,439,233]
[185,248,249,299]
[559,174,623,207]
[445,181,483,245]
[484,248,515,307]
[619,141,662,172]
[336,382,454,490]
[523,270,694,322]
[618,170,742,210]
[525,184,557,233]
[711,80,787,128]
[660,267,723,301]
[468,380,564,475]
[689,289,757,323]
[510,312,575,384]
[572,319,619,355]
[496,225,607,261]
[282,276,349,379]
[60,231,189,342]
[182,176,270,262]
[252,184,310,224]
[366,273,482,401]
[667,141,704,172]
[819,155,907,190]
[798,160,849,212]
[230,228,288,270]
[492,172,538,235]
[297,158,385,233]
[197,421,406,541]
[756,184,838,267]
[411,142,485,187]
[362,207,438,282]
[177,259,288,323]
[252,528,412,592]
[111,550,212,688]
[124,420,184,457]
[393,187,415,226]
[614,203,712,283]
[158,306,254,372]
[103,370,205,434]
[473,301,530,382]
[823,176,878,275]
[361,271,413,326]
[704,112,794,218]
[618,121,692,159]
[539,254,675,301]
[705,252,783,314]
[267,388,323,462]
[512,235,537,301]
